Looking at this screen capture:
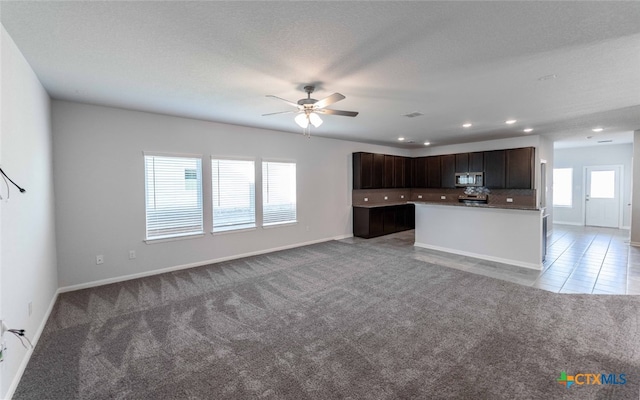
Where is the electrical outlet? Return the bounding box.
[440,195,446,200]
[506,198,514,203]
[364,198,368,202]
[129,250,136,260]
[401,195,404,199]
[418,195,422,199]
[96,255,104,265]
[384,196,388,200]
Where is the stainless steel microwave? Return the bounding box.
[455,172,484,187]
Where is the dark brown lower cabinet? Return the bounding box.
[353,204,416,238]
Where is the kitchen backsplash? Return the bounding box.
[353,188,536,208]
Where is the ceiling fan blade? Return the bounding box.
[262,110,297,116]
[316,109,359,117]
[313,93,345,109]
[266,95,300,108]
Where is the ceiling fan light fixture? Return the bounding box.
[309,112,323,128]
[295,113,310,129]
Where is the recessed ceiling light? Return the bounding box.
[462,123,472,128]
[424,141,431,146]
[523,128,533,133]
[398,137,405,141]
[592,127,604,132]
[505,119,517,125]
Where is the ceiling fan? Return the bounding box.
[263,85,358,135]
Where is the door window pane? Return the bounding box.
[590,170,615,199]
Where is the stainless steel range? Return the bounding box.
[458,194,488,204]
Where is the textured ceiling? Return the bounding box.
[1,1,639,148]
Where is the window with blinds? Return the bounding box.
[144,154,204,240]
[262,161,297,226]
[212,158,256,232]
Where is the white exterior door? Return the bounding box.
[585,165,621,228]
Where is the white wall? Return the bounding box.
[538,135,554,226]
[631,131,640,245]
[0,26,58,398]
[553,144,632,228]
[52,100,410,289]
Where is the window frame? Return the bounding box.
[261,159,297,227]
[143,151,205,243]
[210,156,257,234]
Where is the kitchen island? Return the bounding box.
[413,202,543,270]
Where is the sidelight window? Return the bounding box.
[553,168,573,207]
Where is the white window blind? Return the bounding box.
[553,168,573,207]
[262,161,296,226]
[145,154,203,240]
[212,159,256,232]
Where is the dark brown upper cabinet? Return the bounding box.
[506,147,534,189]
[469,152,484,172]
[383,155,395,188]
[455,152,484,173]
[483,150,506,189]
[455,153,468,173]
[373,153,384,188]
[393,156,406,188]
[353,152,373,189]
[354,148,531,190]
[440,154,456,188]
[413,157,427,188]
[426,156,441,188]
[404,157,413,188]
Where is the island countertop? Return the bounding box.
[409,201,541,212]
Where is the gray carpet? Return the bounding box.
[14,240,640,399]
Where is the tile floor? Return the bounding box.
[342,224,640,295]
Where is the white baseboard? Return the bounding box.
[414,242,543,271]
[5,289,60,400]
[59,234,353,293]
